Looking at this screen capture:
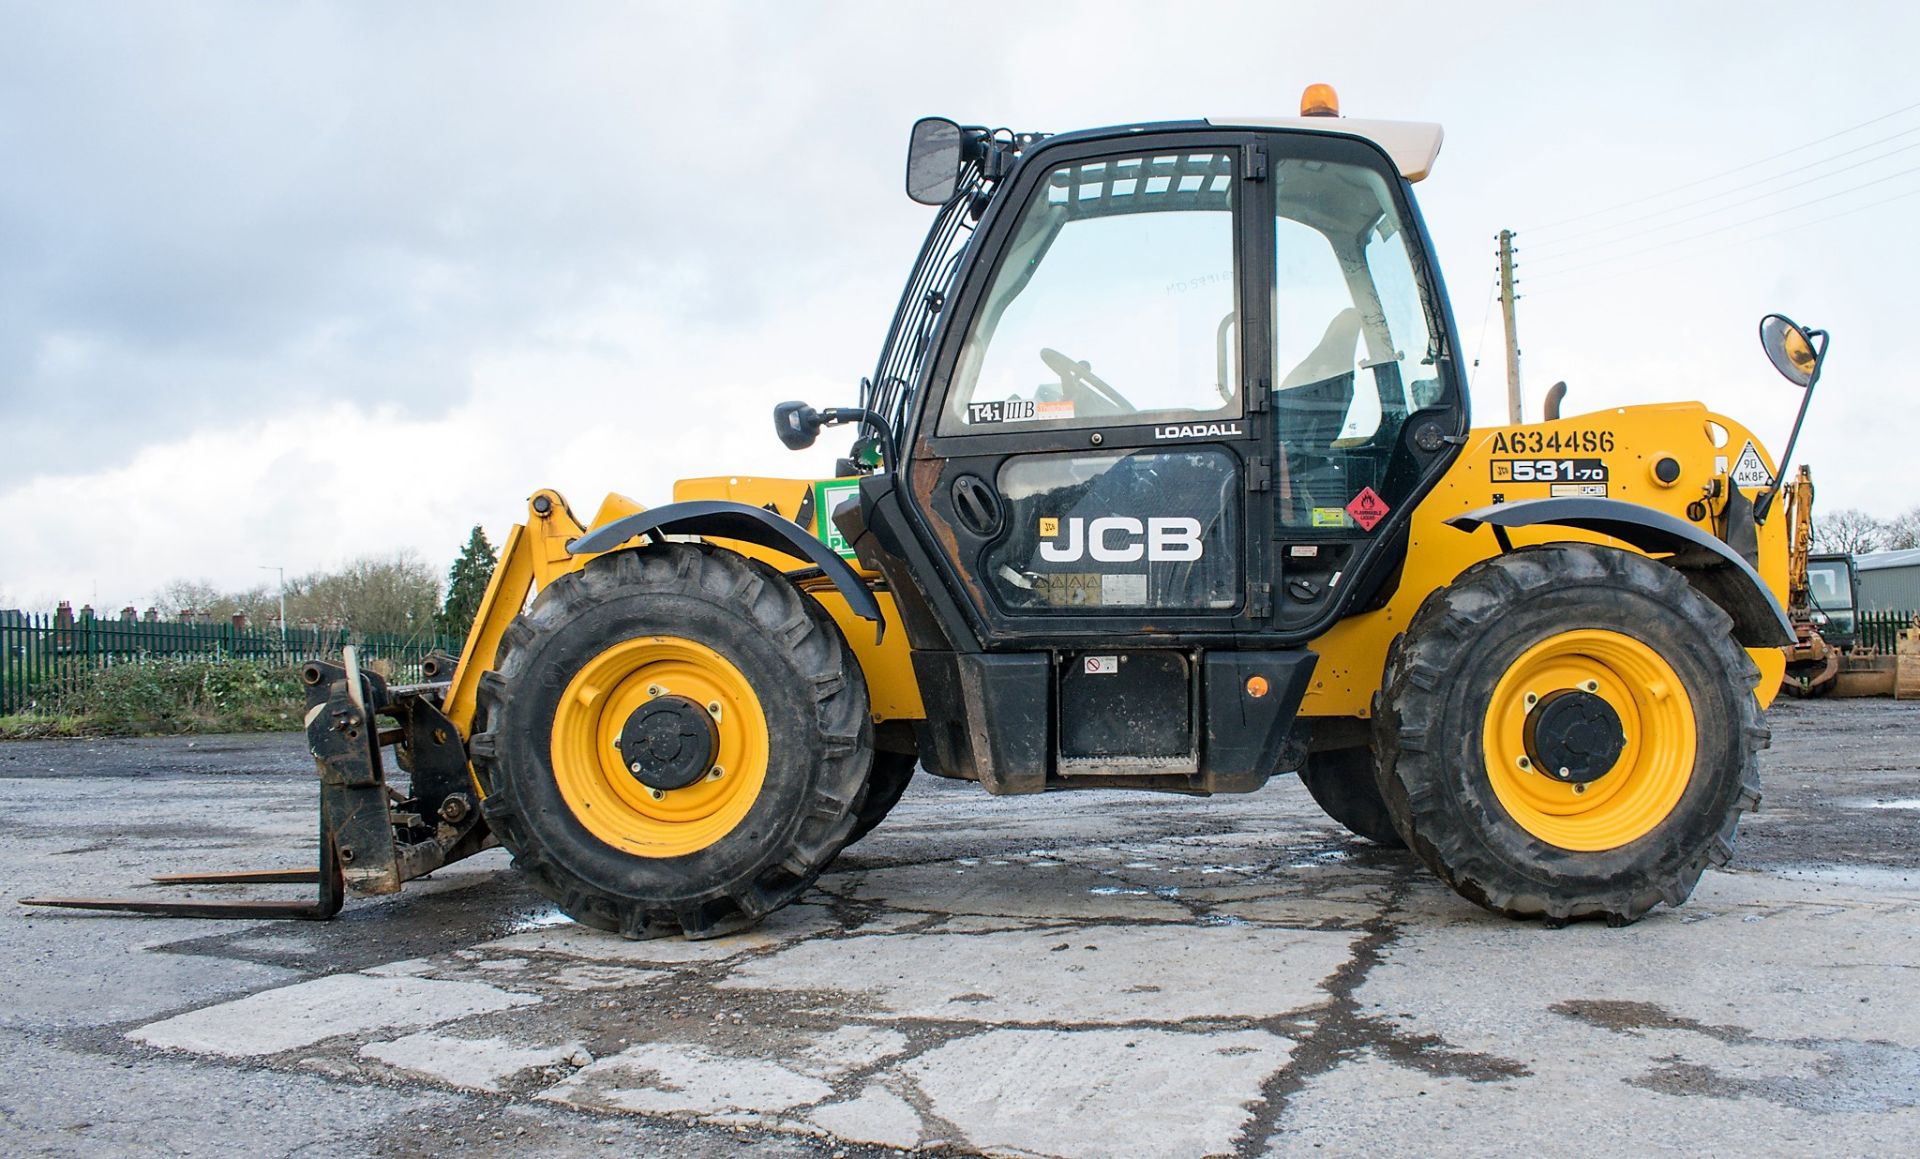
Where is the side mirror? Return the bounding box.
[773,401,822,450]
[905,117,964,206]
[1751,313,1829,524]
[1759,313,1822,388]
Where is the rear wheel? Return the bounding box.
[1375,543,1765,925]
[1298,746,1404,848]
[470,544,870,939]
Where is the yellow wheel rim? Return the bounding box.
[1481,629,1695,851]
[550,636,768,858]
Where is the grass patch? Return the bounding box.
[0,658,305,738]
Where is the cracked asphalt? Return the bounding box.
[1,697,1916,1157]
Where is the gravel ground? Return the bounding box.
[0,697,1915,1157]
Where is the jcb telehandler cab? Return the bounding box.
[30,88,1819,936]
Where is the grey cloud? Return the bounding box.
[0,2,987,484]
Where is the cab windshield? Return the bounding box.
[940,145,1442,443]
[942,152,1239,435]
[1807,558,1856,635]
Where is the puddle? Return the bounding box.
[506,907,575,934]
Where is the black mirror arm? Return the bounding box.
[1754,328,1827,524]
[818,406,899,473]
[772,401,898,470]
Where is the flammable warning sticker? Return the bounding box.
[1346,487,1389,532]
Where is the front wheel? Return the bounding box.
[1375,543,1765,926]
[470,544,871,940]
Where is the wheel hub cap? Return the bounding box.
[1522,689,1625,784]
[618,695,717,791]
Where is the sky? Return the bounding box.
[2,1,1916,611]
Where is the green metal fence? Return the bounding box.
[1857,610,1918,656]
[0,613,461,715]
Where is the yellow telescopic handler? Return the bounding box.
[28,87,1827,934]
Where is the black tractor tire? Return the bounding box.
[1298,746,1405,848]
[845,751,917,846]
[1374,543,1766,926]
[469,544,871,940]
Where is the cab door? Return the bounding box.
[1259,131,1466,632]
[907,134,1268,647]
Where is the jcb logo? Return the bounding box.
[1039,516,1203,563]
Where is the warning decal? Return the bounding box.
[1346,487,1390,532]
[1730,440,1773,490]
[1085,656,1118,675]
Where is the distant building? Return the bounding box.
[1856,548,1920,612]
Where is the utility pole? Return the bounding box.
[1497,229,1523,424]
[260,565,287,647]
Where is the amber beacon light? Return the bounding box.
[1300,83,1340,117]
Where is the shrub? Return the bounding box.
[9,658,305,736]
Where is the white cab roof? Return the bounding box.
[1207,116,1445,182]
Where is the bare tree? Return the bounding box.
[1882,507,1920,551]
[292,553,442,637]
[1812,508,1885,555]
[151,580,279,624]
[152,579,237,619]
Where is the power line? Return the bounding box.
[1528,125,1920,257]
[1521,96,1920,234]
[1525,182,1920,293]
[1467,269,1498,388]
[1526,160,1920,281]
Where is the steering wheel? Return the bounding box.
[1040,347,1135,414]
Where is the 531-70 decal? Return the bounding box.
[1490,458,1610,484]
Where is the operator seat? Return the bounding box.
[1277,308,1362,440]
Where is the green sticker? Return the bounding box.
[1310,507,1350,528]
[813,479,863,559]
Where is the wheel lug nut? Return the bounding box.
[1524,692,1538,708]
[1582,680,1599,693]
[647,684,664,698]
[708,765,724,781]
[649,788,665,800]
[629,761,643,774]
[1558,767,1572,780]
[1517,756,1532,771]
[706,701,722,718]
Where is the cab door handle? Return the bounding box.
[950,475,1003,537]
